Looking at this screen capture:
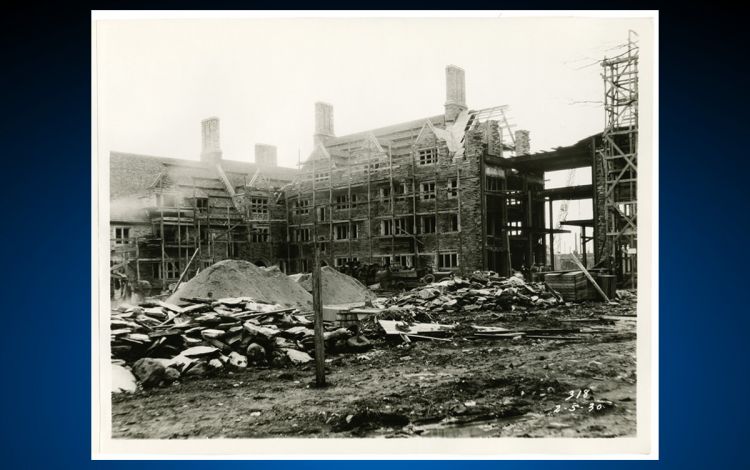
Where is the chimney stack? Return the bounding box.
[254,144,278,167]
[200,117,222,163]
[444,65,467,124]
[314,102,334,146]
[515,130,531,156]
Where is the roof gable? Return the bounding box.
[303,142,335,169]
[414,121,442,149]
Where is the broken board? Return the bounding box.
[378,320,455,336]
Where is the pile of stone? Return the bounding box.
[110,297,372,391]
[378,271,562,318]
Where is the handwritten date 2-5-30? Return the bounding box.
[550,389,612,414]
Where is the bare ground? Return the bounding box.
[112,300,637,439]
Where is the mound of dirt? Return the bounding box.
[167,260,312,310]
[290,266,376,305]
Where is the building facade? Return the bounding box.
[111,65,577,297]
[285,65,547,275]
[109,121,297,295]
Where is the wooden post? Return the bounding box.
[284,188,291,271]
[502,177,512,276]
[312,153,317,273]
[525,180,533,268]
[548,198,555,270]
[388,145,395,264]
[581,227,587,268]
[433,147,439,267]
[312,243,326,386]
[328,159,333,262]
[411,143,419,270]
[456,165,462,272]
[177,205,182,273]
[159,178,166,290]
[348,149,352,261]
[367,159,373,264]
[226,205,230,259]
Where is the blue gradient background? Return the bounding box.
[3,3,748,468]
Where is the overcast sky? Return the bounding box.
[95,14,652,253]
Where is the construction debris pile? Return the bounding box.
[375,272,562,321]
[111,297,372,391]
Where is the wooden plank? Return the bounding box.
[378,320,455,336]
[601,315,637,321]
[472,325,510,334]
[170,247,201,294]
[405,334,453,342]
[473,332,525,338]
[525,335,586,341]
[543,282,564,302]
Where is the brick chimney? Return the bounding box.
[314,102,334,146]
[444,65,467,124]
[200,117,222,163]
[254,144,278,167]
[515,130,531,155]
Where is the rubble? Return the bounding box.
[285,349,313,365]
[110,295,367,389]
[132,358,173,388]
[375,271,562,320]
[111,270,630,391]
[111,363,137,393]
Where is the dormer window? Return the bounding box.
[249,197,269,215]
[418,148,437,165]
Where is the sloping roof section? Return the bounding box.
[301,142,335,170]
[324,114,447,160]
[414,121,439,148]
[360,132,385,156]
[109,152,298,200]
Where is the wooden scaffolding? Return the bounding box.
[599,32,639,287]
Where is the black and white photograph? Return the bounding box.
[93,11,656,457]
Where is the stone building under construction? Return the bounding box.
[111,61,638,293]
[285,65,545,276]
[109,125,297,294]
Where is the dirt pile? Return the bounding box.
[167,260,312,311]
[291,267,376,305]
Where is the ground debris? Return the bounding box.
[111,291,370,389]
[371,272,563,321]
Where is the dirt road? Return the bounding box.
[112,299,637,438]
